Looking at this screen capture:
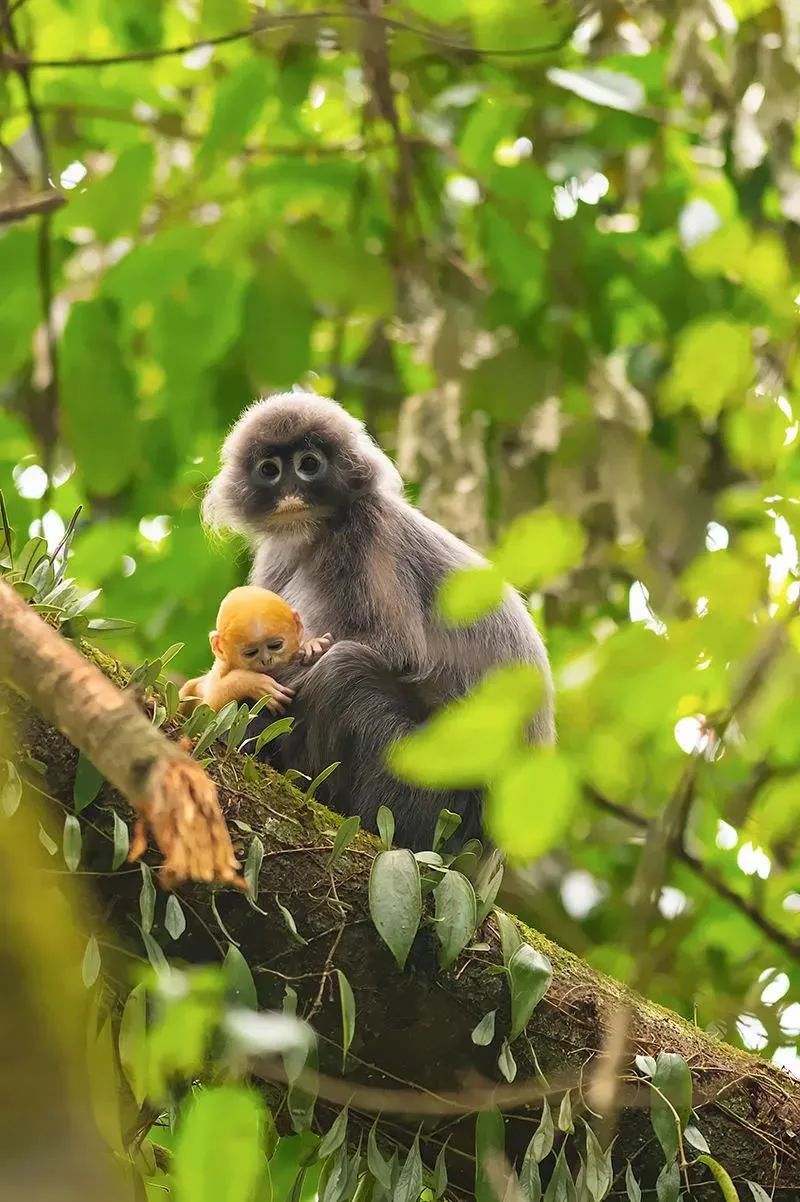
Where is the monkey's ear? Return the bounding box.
[209,630,222,657]
[291,609,304,640]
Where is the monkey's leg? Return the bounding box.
[204,670,295,713]
[275,640,484,852]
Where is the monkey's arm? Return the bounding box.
[179,675,207,701]
[202,669,295,714]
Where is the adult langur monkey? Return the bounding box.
[202,392,555,866]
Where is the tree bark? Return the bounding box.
[10,651,800,1201]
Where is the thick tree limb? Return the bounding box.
[0,581,243,888]
[13,639,799,1201]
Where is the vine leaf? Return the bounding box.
[394,1132,423,1202]
[508,945,552,1039]
[635,1053,657,1077]
[1,759,22,816]
[329,815,360,868]
[655,1160,680,1202]
[81,934,101,988]
[650,1052,692,1163]
[276,897,308,945]
[244,834,264,902]
[519,1138,542,1202]
[543,1145,573,1202]
[582,1122,613,1201]
[625,1162,641,1202]
[472,1009,497,1046]
[111,811,129,869]
[139,862,156,935]
[367,1121,392,1190]
[377,805,395,849]
[223,943,257,1010]
[531,1103,554,1163]
[475,1107,505,1202]
[433,1140,449,1199]
[498,1039,517,1083]
[335,969,356,1071]
[63,813,82,872]
[435,869,477,969]
[557,1089,573,1133]
[73,751,104,812]
[317,1107,349,1160]
[368,849,421,970]
[165,893,186,940]
[684,1123,710,1153]
[746,1184,772,1202]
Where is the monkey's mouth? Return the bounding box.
[266,497,330,528]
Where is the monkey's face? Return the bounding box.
[202,394,404,538]
[232,434,361,534]
[214,612,302,672]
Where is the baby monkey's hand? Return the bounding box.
[253,673,295,714]
[296,633,334,664]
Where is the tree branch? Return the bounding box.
[0,581,243,888]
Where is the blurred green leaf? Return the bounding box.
[662,319,753,418]
[486,749,578,863]
[67,143,154,241]
[437,565,505,626]
[173,1084,268,1202]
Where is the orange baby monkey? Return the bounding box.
[179,586,332,714]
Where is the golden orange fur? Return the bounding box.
[179,586,330,714]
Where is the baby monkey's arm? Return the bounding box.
[181,669,294,714]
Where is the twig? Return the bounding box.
[0,581,244,889]
[0,9,570,71]
[0,189,66,225]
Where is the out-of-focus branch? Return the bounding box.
[0,581,244,889]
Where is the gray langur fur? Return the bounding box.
[202,392,555,852]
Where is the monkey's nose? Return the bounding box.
[275,495,308,512]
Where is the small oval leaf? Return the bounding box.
[368,849,421,970]
[435,869,477,970]
[471,1010,497,1046]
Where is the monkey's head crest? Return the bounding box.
[202,392,404,538]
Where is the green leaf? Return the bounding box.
[650,1052,692,1164]
[276,897,308,946]
[67,143,155,242]
[73,752,104,812]
[118,983,147,1105]
[663,318,754,419]
[254,716,295,753]
[16,536,47,580]
[223,943,258,1010]
[487,750,579,864]
[60,300,139,496]
[496,911,522,967]
[1,759,22,817]
[433,808,462,851]
[227,703,255,752]
[140,927,169,977]
[194,699,240,756]
[553,1091,572,1138]
[475,1108,506,1202]
[336,970,356,1071]
[139,862,156,935]
[498,1040,517,1083]
[493,509,586,592]
[582,1123,613,1201]
[635,1054,657,1078]
[624,1163,641,1202]
[433,1140,449,1199]
[38,823,57,855]
[389,664,544,789]
[82,934,101,988]
[543,1146,574,1202]
[437,565,506,626]
[655,1161,679,1202]
[329,816,360,868]
[305,761,340,800]
[377,805,395,849]
[684,1123,710,1154]
[476,867,505,925]
[472,1010,497,1046]
[63,814,82,871]
[508,945,552,1040]
[435,869,477,969]
[519,1137,542,1202]
[531,1103,554,1163]
[318,1107,349,1160]
[696,1156,739,1202]
[173,1084,268,1202]
[165,894,186,940]
[245,834,265,902]
[394,1133,423,1202]
[200,57,272,164]
[547,67,645,113]
[368,1122,392,1191]
[467,0,575,55]
[746,1183,773,1202]
[243,265,315,388]
[369,849,422,970]
[112,812,129,870]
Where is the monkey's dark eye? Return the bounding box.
[266,639,285,652]
[293,448,326,480]
[255,457,282,484]
[243,647,259,658]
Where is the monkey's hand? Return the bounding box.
[296,633,334,664]
[203,669,295,713]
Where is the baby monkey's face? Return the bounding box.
[213,612,303,673]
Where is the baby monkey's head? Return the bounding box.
[210,585,302,672]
